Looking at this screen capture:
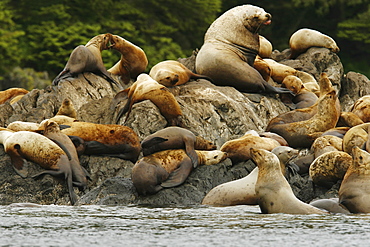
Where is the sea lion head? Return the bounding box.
[242,5,272,33]
[250,147,279,171]
[86,33,112,50]
[39,120,61,134]
[153,69,179,86]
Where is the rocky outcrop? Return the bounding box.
[0,47,364,206]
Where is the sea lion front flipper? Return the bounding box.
[8,149,29,178]
[161,160,193,188]
[183,137,198,168]
[141,137,169,149]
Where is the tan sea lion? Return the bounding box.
[60,121,141,162]
[258,35,272,58]
[339,146,370,213]
[342,122,370,154]
[112,73,183,126]
[267,88,340,148]
[56,98,77,118]
[281,75,318,109]
[141,126,216,168]
[289,28,340,59]
[7,121,41,132]
[149,60,214,87]
[338,111,364,127]
[52,33,121,89]
[220,130,284,164]
[132,149,227,195]
[253,55,272,82]
[195,5,291,94]
[251,148,327,214]
[351,95,370,123]
[201,146,298,206]
[309,151,352,188]
[262,58,297,83]
[0,88,29,104]
[0,128,77,205]
[108,34,148,84]
[311,135,343,158]
[37,120,89,191]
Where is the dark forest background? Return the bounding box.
[1,0,369,90]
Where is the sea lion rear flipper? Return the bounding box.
[183,137,198,168]
[8,149,29,178]
[161,160,193,188]
[141,137,169,149]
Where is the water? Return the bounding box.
[1,204,369,246]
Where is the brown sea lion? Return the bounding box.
[351,95,370,123]
[0,88,29,104]
[251,148,327,214]
[108,34,148,84]
[289,28,340,59]
[149,60,214,87]
[56,98,77,118]
[52,33,121,89]
[220,130,284,164]
[342,122,370,154]
[195,5,291,94]
[309,151,352,188]
[0,128,77,205]
[201,146,298,206]
[37,120,89,191]
[258,35,272,58]
[60,121,141,162]
[141,126,216,168]
[338,111,364,127]
[281,75,318,109]
[311,135,343,158]
[339,146,370,213]
[112,73,183,126]
[132,149,227,195]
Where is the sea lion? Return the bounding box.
[149,60,214,87]
[310,134,343,158]
[132,149,227,195]
[220,131,284,164]
[251,148,327,214]
[266,90,340,148]
[201,146,298,206]
[338,111,364,127]
[112,73,183,126]
[56,98,77,118]
[0,128,77,205]
[108,34,148,84]
[339,146,370,213]
[309,198,350,214]
[52,33,121,89]
[195,5,291,94]
[0,88,29,104]
[351,95,370,123]
[141,126,216,168]
[7,121,41,132]
[342,122,370,154]
[258,35,272,58]
[253,55,272,82]
[289,28,340,59]
[281,75,318,109]
[37,120,89,191]
[60,121,141,162]
[262,58,297,83]
[309,151,352,188]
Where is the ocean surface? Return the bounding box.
[1,204,369,247]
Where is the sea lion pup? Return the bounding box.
[251,148,327,214]
[108,34,148,84]
[0,128,77,205]
[52,33,121,89]
[141,126,216,168]
[339,147,370,213]
[309,198,350,214]
[309,151,352,188]
[258,35,272,58]
[342,122,370,154]
[0,88,29,104]
[60,121,141,162]
[56,98,77,119]
[220,130,285,164]
[281,75,318,109]
[113,73,183,126]
[37,120,89,191]
[132,149,227,195]
[195,5,291,94]
[201,146,298,206]
[351,95,370,123]
[289,28,340,59]
[149,60,214,87]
